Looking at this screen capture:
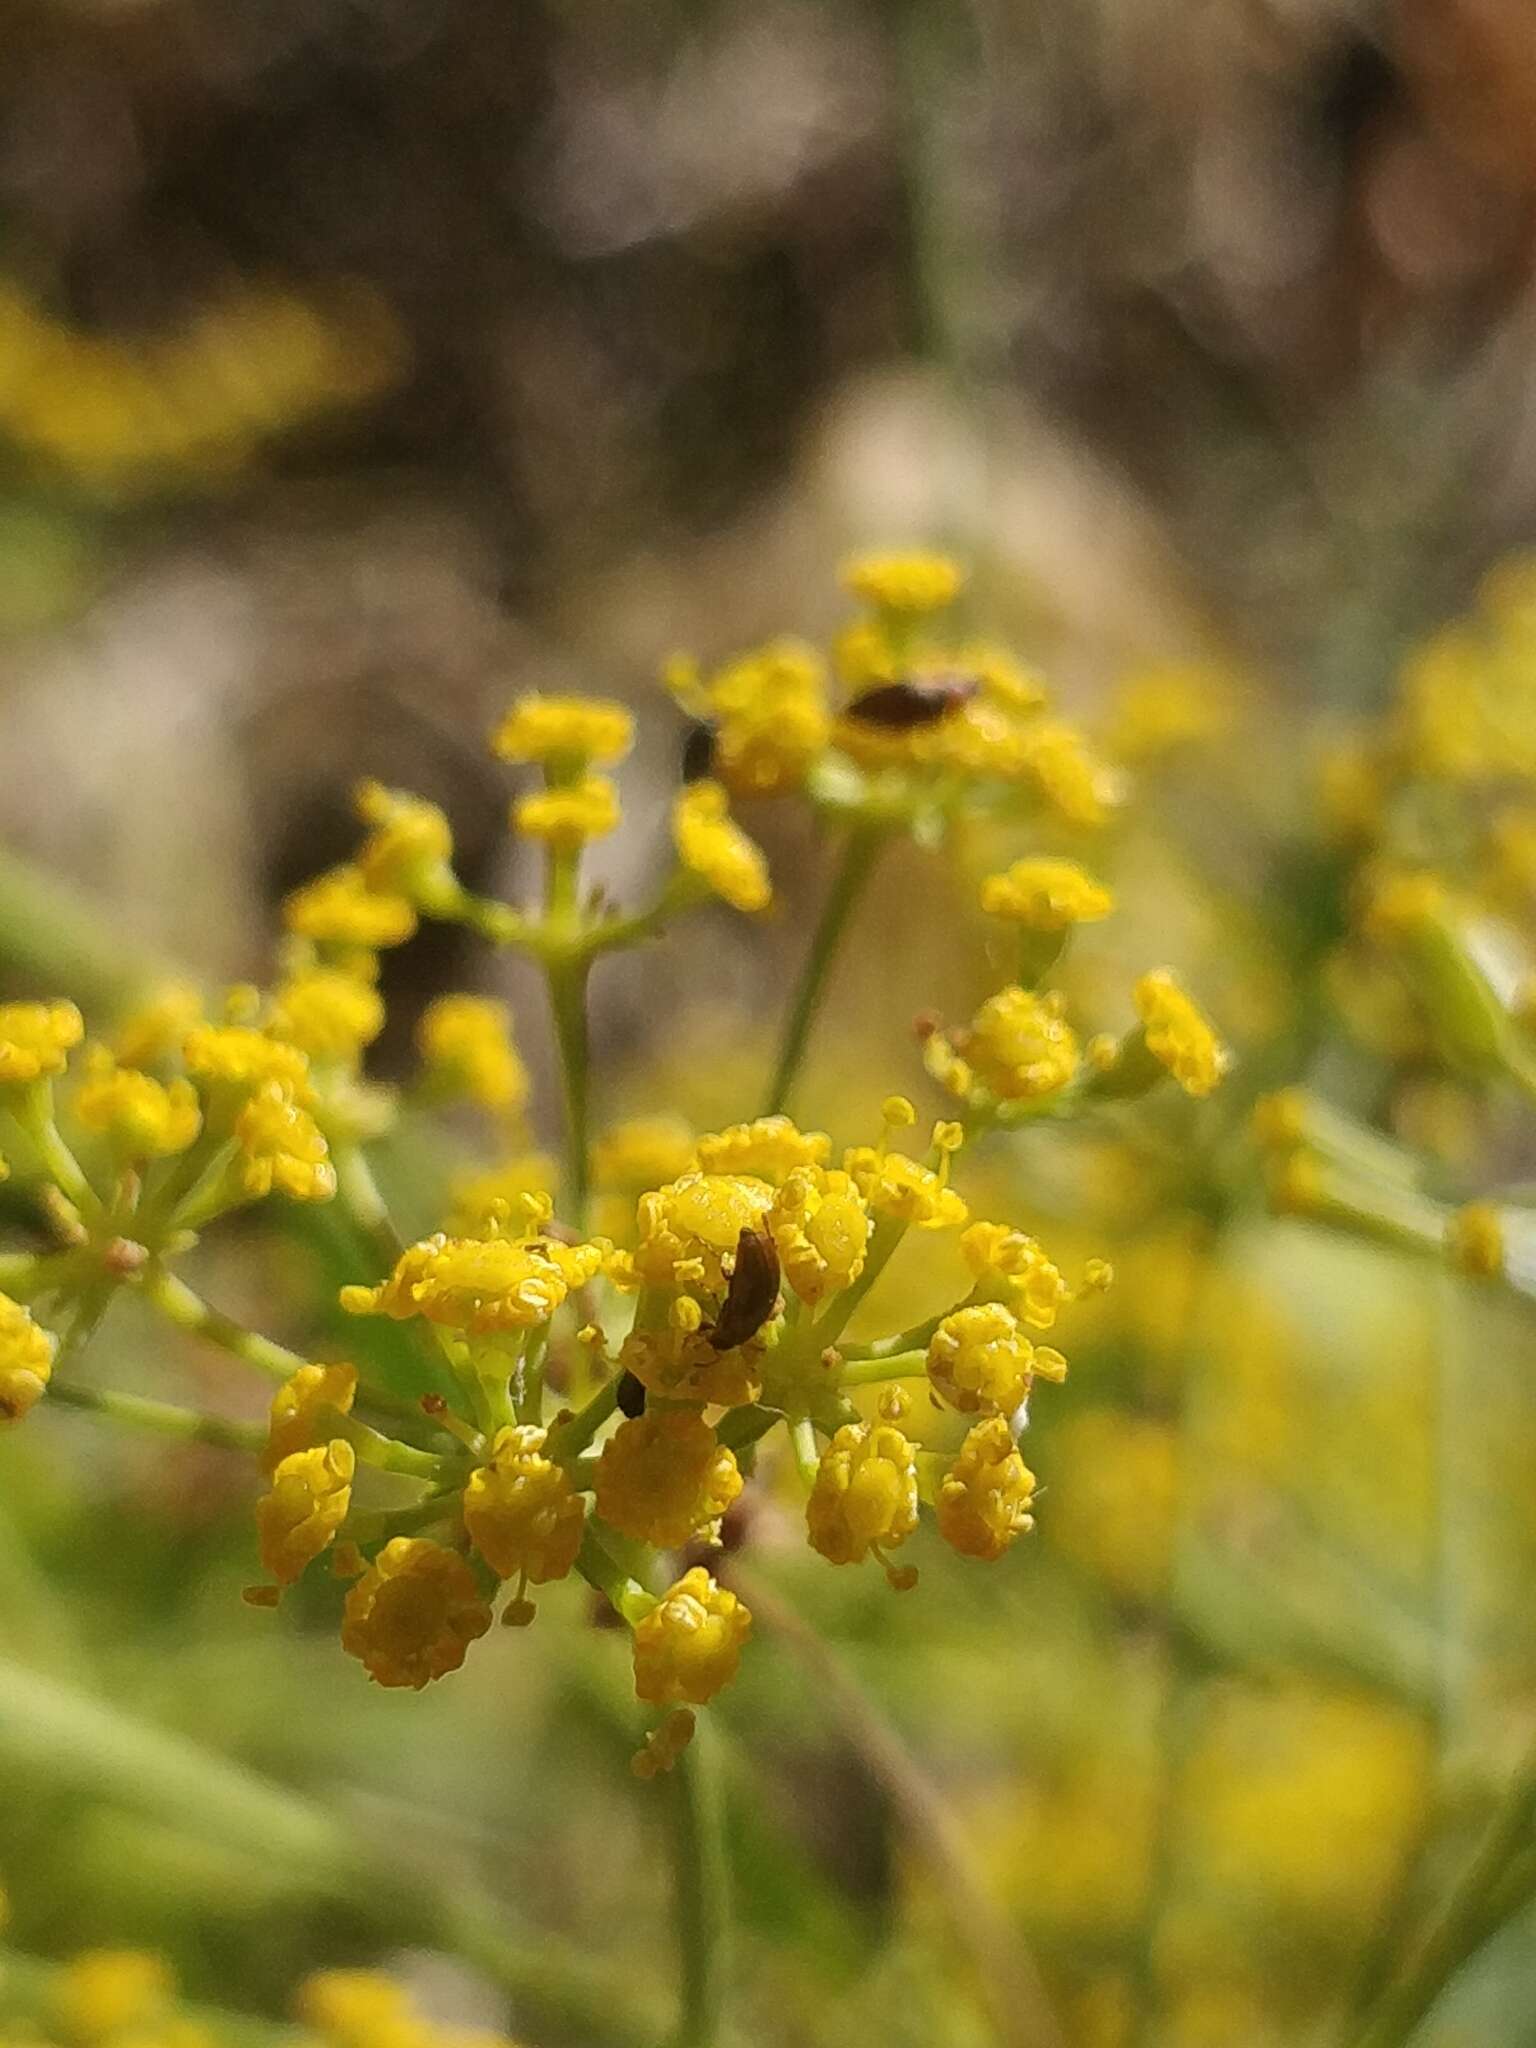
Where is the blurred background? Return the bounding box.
[4,0,1536,2043]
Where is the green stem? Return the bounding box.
[547,957,592,1231]
[837,1349,927,1387]
[549,1374,619,1461]
[667,1716,729,2048]
[763,824,885,1116]
[46,1379,265,1452]
[137,1264,310,1384]
[1349,1731,1536,2048]
[13,1080,100,1219]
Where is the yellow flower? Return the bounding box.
[1133,970,1229,1098]
[1047,1406,1177,1602]
[630,1172,775,1293]
[1447,1200,1504,1279]
[842,1145,967,1229]
[1359,868,1447,944]
[979,858,1113,930]
[417,994,528,1114]
[296,1970,417,2047]
[927,1302,1045,1414]
[0,999,82,1082]
[959,1221,1072,1330]
[235,1081,336,1202]
[1016,721,1125,828]
[672,781,771,913]
[183,1024,312,1097]
[512,775,621,849]
[0,1292,55,1424]
[74,1048,201,1157]
[354,778,456,905]
[806,1415,919,1570]
[592,1115,697,1241]
[269,967,385,1064]
[675,639,832,797]
[283,864,418,949]
[936,1416,1036,1560]
[632,1566,751,1706]
[446,1154,558,1236]
[1109,662,1233,760]
[491,693,634,767]
[961,986,1080,1102]
[769,1165,871,1306]
[463,1424,585,1583]
[54,1949,173,2038]
[695,1115,830,1183]
[618,1321,763,1408]
[112,981,204,1067]
[841,550,964,615]
[256,1440,355,1584]
[341,1536,493,1688]
[264,1361,358,1472]
[342,1232,602,1333]
[595,1411,742,1548]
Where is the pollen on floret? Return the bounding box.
[937,1415,1037,1560]
[463,1424,586,1584]
[265,1361,358,1471]
[960,1220,1071,1329]
[513,776,621,849]
[491,692,635,768]
[841,550,964,616]
[341,1536,493,1688]
[769,1165,871,1306]
[928,1302,1040,1415]
[960,986,1080,1102]
[695,1115,830,1183]
[843,1144,967,1230]
[235,1080,337,1202]
[672,780,771,913]
[632,1566,752,1707]
[980,857,1114,930]
[183,1023,313,1097]
[806,1416,920,1582]
[342,1232,602,1334]
[256,1439,355,1585]
[0,1291,55,1424]
[1133,969,1230,1098]
[283,863,418,950]
[0,999,83,1083]
[596,1410,742,1549]
[417,993,529,1115]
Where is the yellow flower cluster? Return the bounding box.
[417,995,528,1115]
[0,1000,83,1082]
[0,1293,55,1425]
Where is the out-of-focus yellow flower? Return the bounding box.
[596,1410,742,1548]
[182,1023,311,1097]
[491,693,634,768]
[980,858,1113,929]
[264,1361,358,1473]
[464,1424,585,1587]
[512,776,621,849]
[256,1440,355,1585]
[1047,1407,1178,1603]
[417,994,529,1115]
[235,1081,336,1202]
[269,966,385,1065]
[0,999,82,1083]
[632,1567,751,1706]
[1109,662,1234,761]
[959,1221,1072,1330]
[669,640,831,797]
[959,986,1081,1102]
[74,1048,201,1156]
[1016,721,1125,828]
[354,778,457,907]
[111,981,205,1068]
[806,1414,919,1573]
[841,550,964,616]
[54,1949,174,2038]
[341,1233,602,1334]
[341,1536,493,1688]
[937,1416,1036,1560]
[283,864,418,950]
[843,1141,967,1229]
[1446,1200,1504,1279]
[0,1291,55,1424]
[446,1154,558,1236]
[672,781,771,913]
[1133,970,1229,1098]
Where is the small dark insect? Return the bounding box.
[681,719,718,781]
[708,1226,781,1351]
[844,673,978,729]
[615,1369,648,1419]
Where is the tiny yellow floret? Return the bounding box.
[632,1566,752,1706]
[463,1424,586,1584]
[0,999,83,1083]
[937,1416,1037,1560]
[928,1301,1040,1414]
[980,858,1114,930]
[265,1361,358,1472]
[512,775,621,849]
[0,1291,55,1425]
[1133,969,1230,1098]
[74,1048,201,1156]
[417,993,529,1115]
[283,863,418,949]
[841,550,964,615]
[256,1439,355,1584]
[341,1536,493,1688]
[596,1410,742,1549]
[806,1416,920,1572]
[492,693,635,767]
[672,781,771,913]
